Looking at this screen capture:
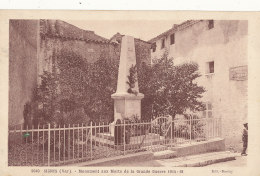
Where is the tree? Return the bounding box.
[138,51,205,119]
[31,49,205,126]
[31,49,118,126]
[36,71,59,125]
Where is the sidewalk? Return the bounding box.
[116,151,241,167]
[156,151,240,167]
[204,155,247,167]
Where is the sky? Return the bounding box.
[66,20,183,41]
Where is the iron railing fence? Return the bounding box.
[8,117,221,166]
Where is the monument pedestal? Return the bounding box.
[110,93,144,135]
[112,92,144,120]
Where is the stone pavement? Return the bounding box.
[116,151,241,167]
[204,155,247,167]
[156,151,240,167]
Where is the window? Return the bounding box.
[161,38,165,49]
[203,102,213,118]
[206,61,214,74]
[208,20,214,29]
[170,33,175,45]
[151,43,156,52]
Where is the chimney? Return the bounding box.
[172,24,178,28]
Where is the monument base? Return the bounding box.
[110,92,144,135]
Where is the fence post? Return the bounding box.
[37,124,39,165]
[150,119,153,148]
[26,125,28,166]
[123,120,126,155]
[82,123,84,160]
[64,124,66,163]
[20,124,22,142]
[206,118,209,140]
[72,124,74,161]
[189,116,192,144]
[170,117,173,144]
[68,124,70,161]
[53,124,55,163]
[90,121,92,160]
[48,123,51,166]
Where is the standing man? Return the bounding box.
[241,122,248,156]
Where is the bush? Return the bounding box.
[173,114,206,140]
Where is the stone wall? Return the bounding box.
[9,20,38,125]
[38,21,151,79]
[134,38,151,67]
[38,36,120,76]
[110,33,151,67]
[173,138,225,157]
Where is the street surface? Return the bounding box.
[116,153,247,167]
[205,155,247,167]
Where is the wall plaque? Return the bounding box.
[229,65,248,81]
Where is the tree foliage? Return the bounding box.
[28,50,205,126]
[138,52,205,119]
[31,49,118,126]
[83,55,118,123]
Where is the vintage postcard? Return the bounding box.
[0,10,260,176]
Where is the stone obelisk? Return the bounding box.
[110,36,144,133]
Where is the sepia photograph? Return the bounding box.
[7,18,248,167]
[1,10,260,176]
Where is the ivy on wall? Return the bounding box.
[28,49,118,126]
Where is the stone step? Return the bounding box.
[156,151,238,167]
[153,150,177,160]
[92,133,170,150]
[143,144,168,152]
[92,136,171,152]
[66,151,154,167]
[95,133,164,142]
[96,133,114,141]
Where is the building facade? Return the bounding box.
[149,20,248,151]
[9,20,151,126]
